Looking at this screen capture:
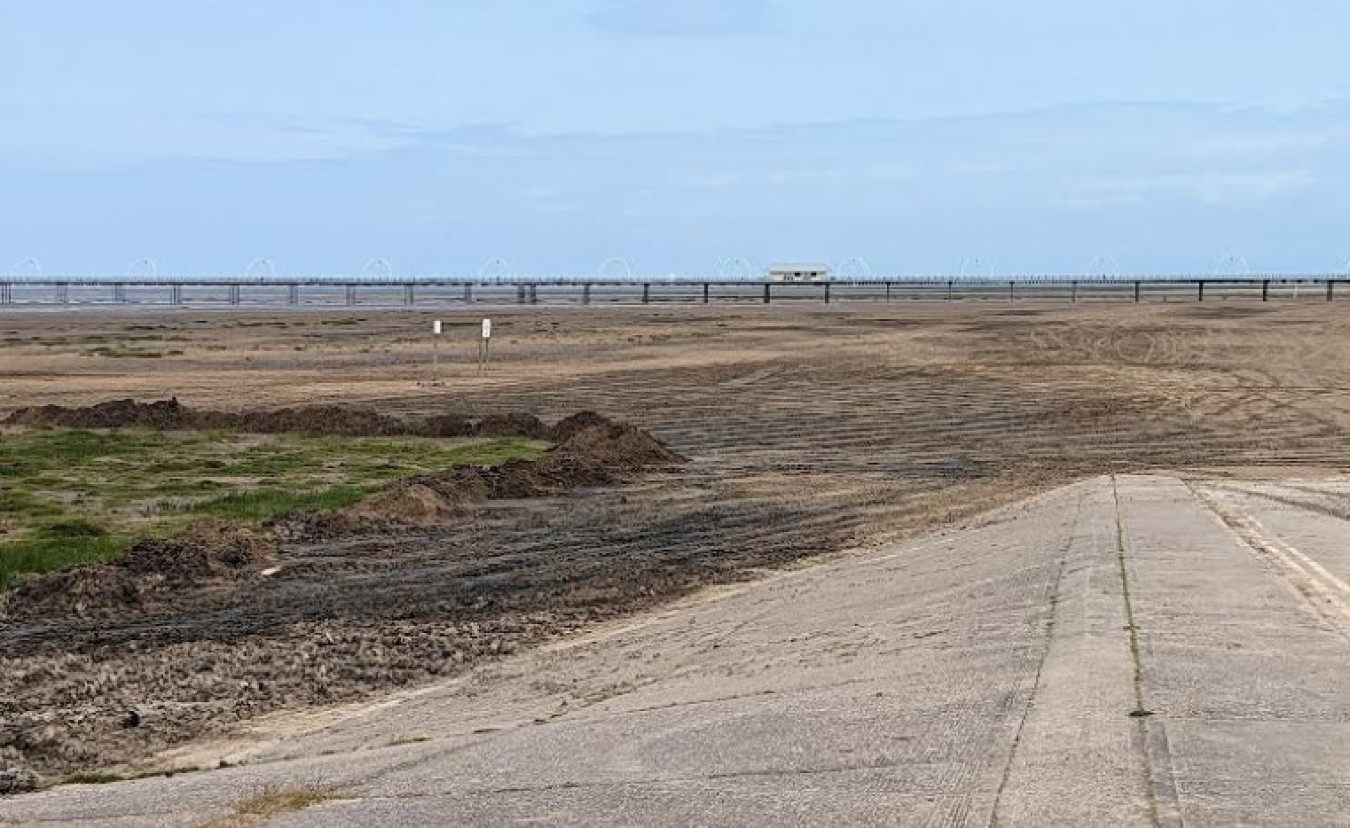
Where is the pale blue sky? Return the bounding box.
[3,1,1349,275]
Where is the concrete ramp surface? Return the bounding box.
[3,475,1350,826]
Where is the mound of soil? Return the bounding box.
[281,419,684,533]
[200,405,405,437]
[3,399,621,444]
[472,413,550,440]
[548,411,614,442]
[546,421,685,475]
[2,524,276,621]
[3,398,193,430]
[346,482,469,525]
[1,567,143,621]
[415,414,475,438]
[118,523,275,580]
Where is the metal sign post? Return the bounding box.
[479,318,492,374]
[432,320,442,384]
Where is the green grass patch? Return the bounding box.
[0,488,64,519]
[0,427,547,589]
[0,520,136,589]
[189,485,369,522]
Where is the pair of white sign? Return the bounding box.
[433,319,491,338]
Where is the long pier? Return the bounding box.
[0,276,1342,307]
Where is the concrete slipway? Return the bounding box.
[3,474,1349,826]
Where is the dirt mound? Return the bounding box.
[290,421,684,532]
[547,410,613,442]
[548,421,686,473]
[223,405,403,437]
[473,413,549,440]
[1,398,403,436]
[3,399,605,443]
[346,482,471,526]
[1,567,143,621]
[3,398,192,430]
[415,414,475,438]
[2,524,276,621]
[424,421,683,501]
[117,523,275,581]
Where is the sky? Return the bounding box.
[3,0,1350,276]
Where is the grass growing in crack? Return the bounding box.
[205,784,332,828]
[0,427,547,588]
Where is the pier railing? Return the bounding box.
[0,277,1341,307]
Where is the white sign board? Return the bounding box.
[481,318,492,339]
[433,320,442,335]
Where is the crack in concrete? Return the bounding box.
[1113,476,1182,828]
[986,490,1083,827]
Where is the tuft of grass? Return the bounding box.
[188,486,370,522]
[0,488,64,520]
[0,428,164,476]
[205,784,332,828]
[0,520,134,590]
